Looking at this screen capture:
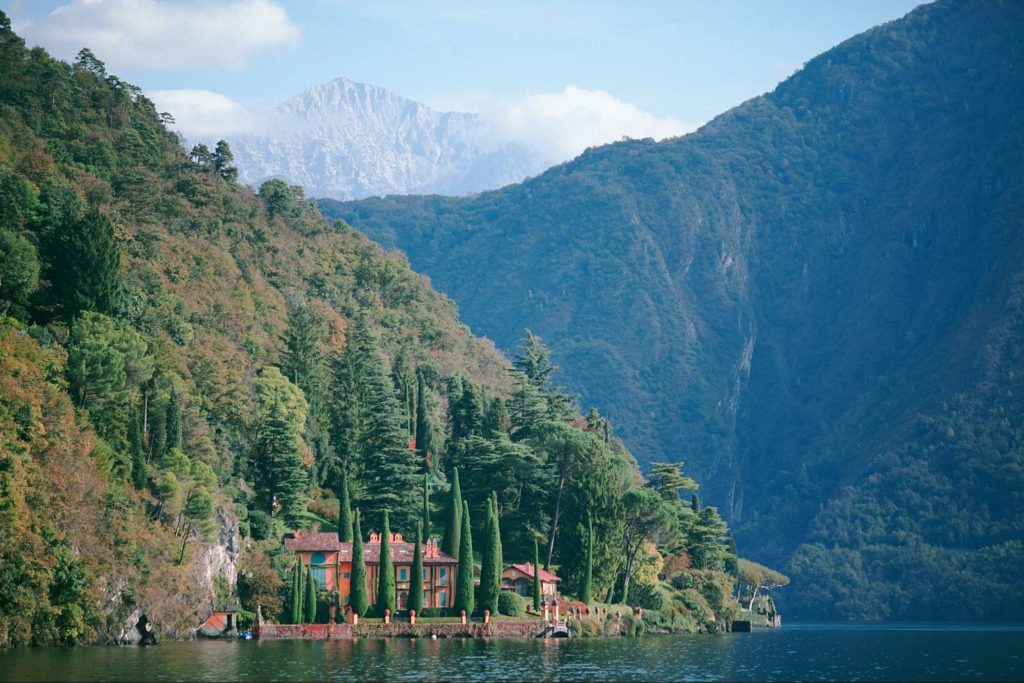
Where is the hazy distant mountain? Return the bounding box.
[324,0,1024,620]
[227,77,542,200]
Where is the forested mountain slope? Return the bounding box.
[322,0,1024,619]
[0,15,742,645]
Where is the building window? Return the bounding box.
[439,568,447,586]
[310,552,327,588]
[422,568,428,581]
[438,591,447,607]
[343,571,350,579]
[399,567,408,582]
[343,595,350,604]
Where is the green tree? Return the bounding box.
[49,206,121,319]
[337,468,353,543]
[737,559,790,609]
[391,346,416,436]
[252,367,309,525]
[129,400,147,489]
[213,140,238,181]
[350,510,368,618]
[620,487,678,605]
[414,371,435,467]
[0,228,39,320]
[304,563,317,623]
[581,512,593,604]
[479,497,500,616]
[375,510,396,616]
[455,501,474,616]
[533,540,541,611]
[409,522,424,614]
[442,467,462,557]
[290,558,302,624]
[165,383,181,453]
[422,474,431,538]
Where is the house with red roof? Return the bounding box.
[283,527,459,611]
[501,563,561,600]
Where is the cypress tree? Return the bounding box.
[442,467,462,557]
[129,400,146,489]
[422,474,430,539]
[533,540,541,612]
[50,206,121,319]
[290,558,302,624]
[491,491,503,583]
[415,372,434,466]
[165,384,181,453]
[480,497,501,616]
[581,513,593,605]
[376,510,396,616]
[455,501,474,617]
[409,522,424,614]
[305,563,317,623]
[350,510,368,617]
[337,468,353,543]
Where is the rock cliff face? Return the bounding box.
[228,77,540,200]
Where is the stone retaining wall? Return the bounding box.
[255,620,542,640]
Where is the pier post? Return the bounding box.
[384,608,391,625]
[409,610,416,625]
[483,609,490,624]
[460,609,467,625]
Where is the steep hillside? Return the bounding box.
[225,77,540,200]
[322,0,1024,619]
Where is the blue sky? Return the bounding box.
[2,0,924,156]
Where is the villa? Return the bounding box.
[501,563,561,599]
[283,526,459,611]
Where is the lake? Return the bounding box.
[1,623,1022,682]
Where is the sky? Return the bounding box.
[2,0,924,161]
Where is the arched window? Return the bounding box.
[310,552,327,588]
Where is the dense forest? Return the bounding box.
[322,0,1024,620]
[0,14,742,646]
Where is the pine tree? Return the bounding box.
[165,383,181,453]
[491,491,503,583]
[533,540,542,612]
[409,522,424,615]
[337,468,353,543]
[376,510,396,616]
[455,501,474,617]
[253,368,309,525]
[290,558,302,624]
[391,346,416,436]
[442,467,463,557]
[305,563,317,623]
[350,510,368,618]
[422,474,431,539]
[581,512,593,605]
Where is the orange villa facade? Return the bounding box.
[283,528,459,610]
[501,563,561,599]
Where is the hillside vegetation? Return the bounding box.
[322,0,1024,619]
[0,15,742,645]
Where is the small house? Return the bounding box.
[501,563,561,599]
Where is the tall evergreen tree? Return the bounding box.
[409,522,424,614]
[129,400,146,489]
[49,206,121,319]
[442,467,462,557]
[414,371,434,467]
[350,511,368,617]
[479,496,502,616]
[376,511,396,616]
[165,383,181,453]
[533,540,542,612]
[391,346,416,436]
[337,468,353,543]
[421,474,431,539]
[290,558,302,624]
[455,501,474,617]
[252,367,309,525]
[581,512,593,604]
[304,563,317,623]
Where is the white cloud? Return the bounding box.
[147,88,264,139]
[489,86,695,165]
[20,0,300,71]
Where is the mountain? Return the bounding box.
[226,77,541,200]
[321,0,1024,620]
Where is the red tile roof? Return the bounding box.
[282,532,458,564]
[503,562,561,583]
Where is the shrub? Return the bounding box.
[497,590,525,617]
[628,581,665,611]
[249,510,272,541]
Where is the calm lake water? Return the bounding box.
[1,623,1022,682]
